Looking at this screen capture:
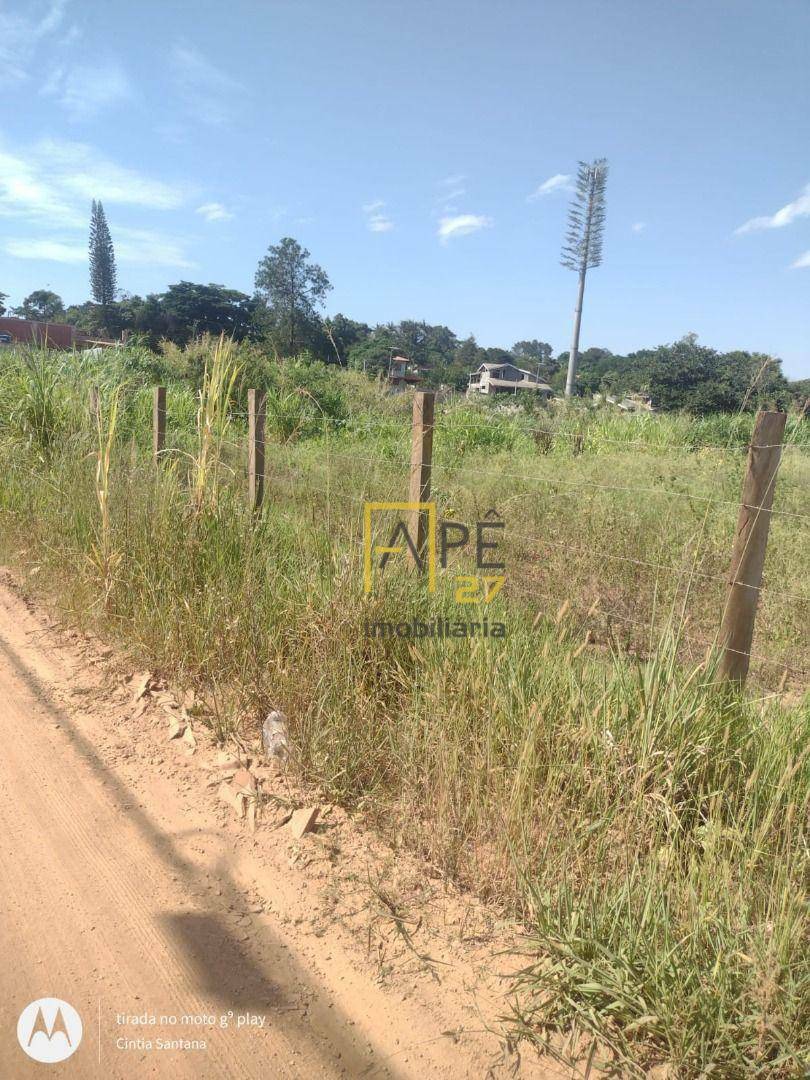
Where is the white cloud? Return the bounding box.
[0,0,69,87]
[49,140,185,208]
[170,44,245,126]
[368,216,393,233]
[0,147,82,227]
[4,228,194,269]
[735,183,810,235]
[527,173,572,200]
[439,173,466,188]
[37,0,68,34]
[196,201,234,222]
[790,250,810,269]
[631,221,646,233]
[4,238,85,263]
[437,214,492,243]
[363,200,393,233]
[435,175,467,214]
[41,62,133,121]
[0,137,187,229]
[1,4,130,121]
[0,135,193,269]
[113,226,195,267]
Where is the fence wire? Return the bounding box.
[13,391,804,691]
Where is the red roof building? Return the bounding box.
[0,317,106,350]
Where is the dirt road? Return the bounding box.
[0,576,557,1079]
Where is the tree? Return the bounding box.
[89,200,117,307]
[557,338,791,413]
[457,335,480,367]
[158,282,258,345]
[395,321,458,373]
[13,290,66,321]
[65,294,161,342]
[254,237,331,355]
[480,346,515,365]
[438,334,482,390]
[63,285,260,348]
[344,320,466,385]
[553,347,615,394]
[561,159,609,397]
[0,292,7,316]
[323,314,370,365]
[513,340,558,380]
[788,378,810,411]
[347,323,400,375]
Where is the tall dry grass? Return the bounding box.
[0,342,806,1076]
[191,335,242,512]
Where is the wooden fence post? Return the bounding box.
[152,386,166,463]
[248,389,266,511]
[408,390,435,568]
[718,409,787,684]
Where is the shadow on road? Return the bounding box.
[0,633,395,1079]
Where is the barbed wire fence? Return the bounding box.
[136,385,808,691]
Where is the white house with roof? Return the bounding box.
[467,361,554,398]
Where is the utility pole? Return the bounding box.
[565,270,587,398]
[561,159,609,399]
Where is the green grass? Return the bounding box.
[0,342,807,1077]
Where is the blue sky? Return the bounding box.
[1,0,808,377]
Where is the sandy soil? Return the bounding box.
[0,571,567,1079]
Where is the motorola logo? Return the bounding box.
[17,998,83,1064]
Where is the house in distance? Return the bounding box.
[0,317,112,350]
[388,355,422,393]
[467,361,554,398]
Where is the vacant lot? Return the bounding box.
[0,341,807,1077]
